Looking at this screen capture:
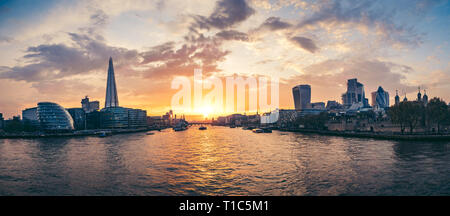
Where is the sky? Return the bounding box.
[0,0,449,118]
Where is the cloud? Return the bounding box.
[216,30,249,41]
[0,32,139,82]
[257,17,292,31]
[192,0,255,30]
[0,35,13,43]
[294,0,423,47]
[140,37,230,79]
[290,36,318,53]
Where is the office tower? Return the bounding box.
[341,78,368,107]
[292,85,311,110]
[371,86,389,109]
[105,57,119,108]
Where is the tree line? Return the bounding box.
[388,97,450,134]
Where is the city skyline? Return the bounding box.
[0,0,450,118]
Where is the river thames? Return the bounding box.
[0,126,449,195]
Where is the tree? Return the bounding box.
[389,101,424,134]
[426,97,448,133]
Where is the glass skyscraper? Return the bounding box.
[292,85,311,110]
[371,86,389,109]
[105,57,119,108]
[341,78,369,108]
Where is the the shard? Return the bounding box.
[105,57,119,108]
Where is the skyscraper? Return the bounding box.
[105,57,119,108]
[292,85,311,110]
[341,78,368,108]
[371,86,389,109]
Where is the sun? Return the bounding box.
[198,106,213,118]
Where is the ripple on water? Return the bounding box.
[0,127,449,195]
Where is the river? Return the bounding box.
[0,126,449,195]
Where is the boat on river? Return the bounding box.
[252,128,264,133]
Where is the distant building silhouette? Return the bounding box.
[395,90,400,106]
[341,78,369,108]
[371,86,389,109]
[422,90,428,106]
[292,85,311,110]
[417,86,422,101]
[326,100,343,110]
[105,57,119,108]
[81,96,100,113]
[311,102,325,110]
[0,113,4,130]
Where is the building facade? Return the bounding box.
[81,96,100,113]
[311,102,326,110]
[371,86,389,109]
[37,102,74,131]
[292,85,311,110]
[101,107,129,129]
[105,57,119,108]
[67,108,86,130]
[128,109,147,128]
[22,107,38,121]
[86,111,102,129]
[341,78,369,108]
[100,107,147,129]
[0,113,4,130]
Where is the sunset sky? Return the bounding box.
[0,0,449,118]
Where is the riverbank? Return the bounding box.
[0,127,166,139]
[279,128,450,141]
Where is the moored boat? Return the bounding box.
[252,128,264,133]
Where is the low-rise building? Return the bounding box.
[101,107,147,129]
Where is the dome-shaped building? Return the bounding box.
[37,102,74,131]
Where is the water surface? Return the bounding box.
[0,126,448,195]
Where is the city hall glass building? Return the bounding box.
[37,102,75,131]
